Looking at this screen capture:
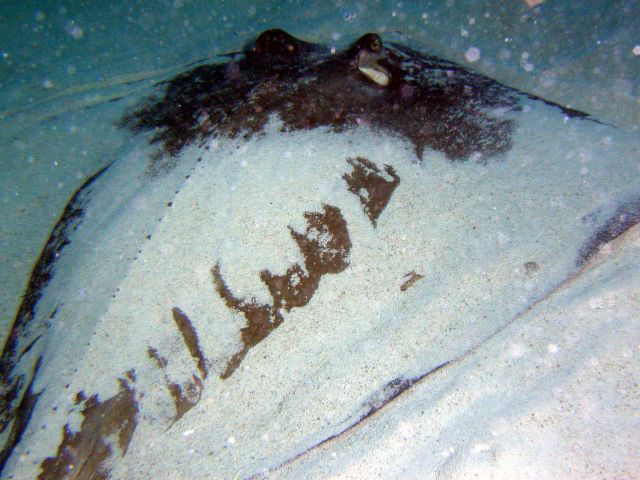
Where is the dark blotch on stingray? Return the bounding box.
[400,271,424,291]
[213,205,351,379]
[171,307,208,379]
[121,29,557,168]
[147,347,204,425]
[38,373,138,480]
[343,157,400,227]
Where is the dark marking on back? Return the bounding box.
[213,205,351,379]
[400,271,424,291]
[148,346,168,369]
[167,376,204,425]
[147,347,204,425]
[343,157,400,227]
[171,307,208,379]
[120,30,542,170]
[38,375,138,480]
[212,268,275,380]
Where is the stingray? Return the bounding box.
[122,29,590,171]
[1,30,639,479]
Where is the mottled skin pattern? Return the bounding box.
[122,29,555,169]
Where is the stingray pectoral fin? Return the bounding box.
[358,65,390,86]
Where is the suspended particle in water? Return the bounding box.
[65,20,84,39]
[342,10,357,22]
[465,47,481,63]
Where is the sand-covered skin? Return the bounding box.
[274,224,640,480]
[1,9,640,477]
[2,2,639,346]
[2,84,639,478]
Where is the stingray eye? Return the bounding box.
[286,43,295,53]
[370,36,382,52]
